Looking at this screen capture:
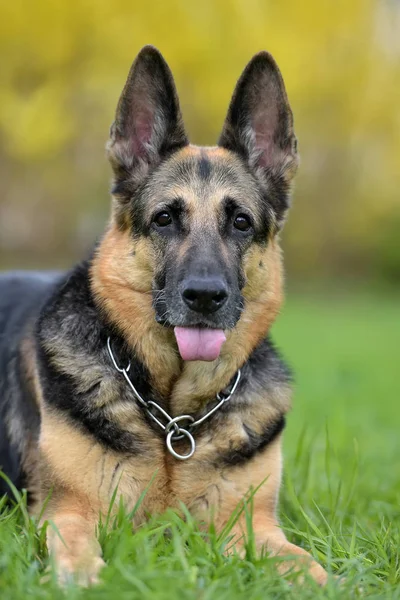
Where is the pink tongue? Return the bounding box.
[174,327,226,361]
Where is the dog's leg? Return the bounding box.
[44,493,104,586]
[36,411,111,585]
[215,435,328,586]
[228,512,328,585]
[250,516,328,585]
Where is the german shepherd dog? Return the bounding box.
[0,47,328,585]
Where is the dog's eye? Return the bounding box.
[154,211,172,227]
[233,214,251,232]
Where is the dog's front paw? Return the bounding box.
[55,554,106,587]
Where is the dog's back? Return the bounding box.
[0,272,61,496]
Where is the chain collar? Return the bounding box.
[106,337,241,461]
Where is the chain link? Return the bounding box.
[106,337,241,460]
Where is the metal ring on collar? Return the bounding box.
[166,427,196,460]
[165,415,195,436]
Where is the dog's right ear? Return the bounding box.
[107,46,188,207]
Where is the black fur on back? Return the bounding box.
[0,272,61,496]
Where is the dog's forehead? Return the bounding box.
[146,146,260,205]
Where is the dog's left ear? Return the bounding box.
[219,52,298,228]
[107,46,188,210]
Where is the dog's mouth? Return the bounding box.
[173,327,226,362]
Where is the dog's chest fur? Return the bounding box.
[38,401,284,527]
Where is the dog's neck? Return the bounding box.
[90,225,284,415]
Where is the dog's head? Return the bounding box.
[106,46,298,362]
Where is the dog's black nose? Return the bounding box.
[182,277,228,314]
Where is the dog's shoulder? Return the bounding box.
[245,335,292,390]
[35,261,153,454]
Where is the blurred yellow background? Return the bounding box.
[0,0,399,284]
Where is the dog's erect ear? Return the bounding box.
[107,46,188,198]
[219,51,297,170]
[218,52,298,227]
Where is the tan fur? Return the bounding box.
[90,227,181,397]
[91,223,284,412]
[37,408,326,585]
[45,494,105,586]
[91,145,285,409]
[11,334,41,501]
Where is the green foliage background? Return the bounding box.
[0,0,399,281]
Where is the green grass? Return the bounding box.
[1,291,399,599]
